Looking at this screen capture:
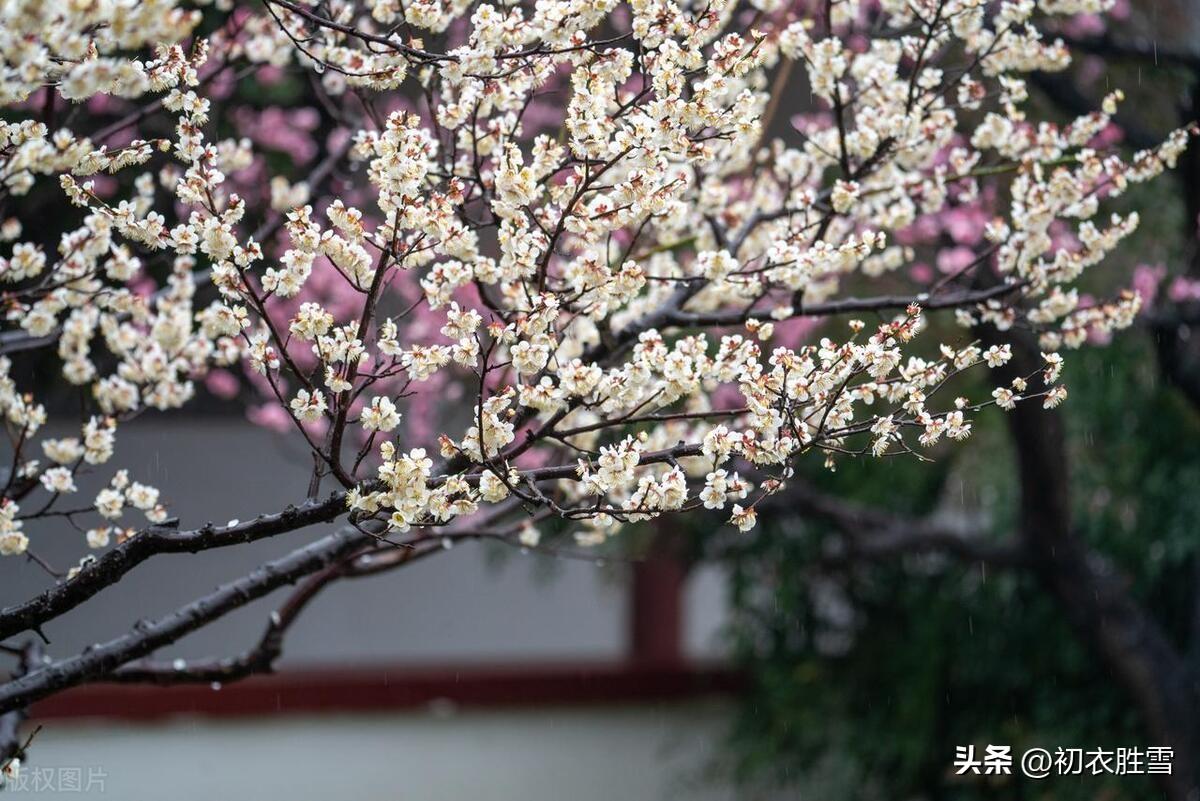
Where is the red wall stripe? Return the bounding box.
[30,663,743,722]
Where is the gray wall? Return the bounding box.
[1,417,729,667]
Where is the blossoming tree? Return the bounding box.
[0,0,1193,781]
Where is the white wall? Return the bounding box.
[5,704,764,801]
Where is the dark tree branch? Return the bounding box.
[104,560,356,686]
[0,492,350,644]
[4,501,525,695]
[1055,32,1200,72]
[104,538,444,686]
[1148,307,1200,411]
[0,641,41,764]
[757,483,1028,567]
[665,283,1023,328]
[0,524,375,714]
[986,326,1200,801]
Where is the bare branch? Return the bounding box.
[104,539,444,686]
[755,483,1027,567]
[0,641,41,764]
[0,524,375,714]
[0,492,349,644]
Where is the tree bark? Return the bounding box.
[997,334,1200,801]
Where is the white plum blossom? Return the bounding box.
[730,504,758,533]
[984,345,1013,368]
[361,397,402,433]
[290,390,327,423]
[0,0,1189,566]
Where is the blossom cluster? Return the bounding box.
[0,0,1191,562]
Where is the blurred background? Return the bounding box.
[2,1,1200,799]
[4,417,744,801]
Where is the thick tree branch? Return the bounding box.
[6,501,527,695]
[988,326,1200,801]
[104,538,444,686]
[0,492,350,644]
[0,641,41,764]
[1149,307,1200,411]
[757,483,1027,567]
[0,523,377,714]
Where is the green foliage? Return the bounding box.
[721,333,1197,800]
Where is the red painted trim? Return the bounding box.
[30,663,742,722]
[630,553,686,666]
